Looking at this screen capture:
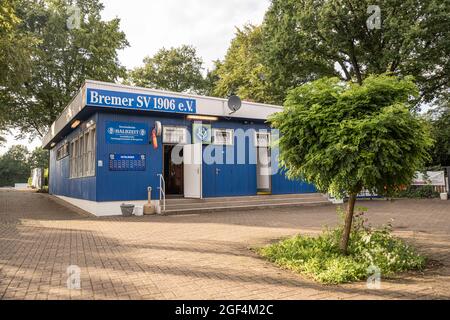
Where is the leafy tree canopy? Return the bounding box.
[29,147,49,169]
[128,45,207,94]
[213,25,275,104]
[262,0,450,104]
[427,99,450,167]
[0,0,129,138]
[269,74,433,252]
[0,145,30,186]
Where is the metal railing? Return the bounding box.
[158,173,166,213]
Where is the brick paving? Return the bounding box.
[0,188,449,300]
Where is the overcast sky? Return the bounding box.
[0,0,270,155]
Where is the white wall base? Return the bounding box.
[55,195,158,217]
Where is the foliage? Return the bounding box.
[0,0,128,138]
[202,60,222,97]
[393,185,440,199]
[427,101,450,166]
[269,74,433,253]
[213,25,275,103]
[28,147,49,169]
[261,0,450,105]
[0,0,34,89]
[0,145,49,187]
[128,45,207,94]
[258,207,426,284]
[0,145,30,186]
[269,75,433,199]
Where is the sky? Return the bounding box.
[0,0,270,155]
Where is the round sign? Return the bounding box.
[227,95,242,113]
[196,126,209,141]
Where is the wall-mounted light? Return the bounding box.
[71,120,81,128]
[186,115,218,121]
[50,142,56,148]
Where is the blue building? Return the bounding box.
[43,80,317,215]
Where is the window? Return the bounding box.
[56,142,69,160]
[255,131,271,147]
[212,129,234,145]
[162,126,187,144]
[70,141,76,178]
[70,125,96,178]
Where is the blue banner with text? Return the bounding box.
[87,88,196,114]
[105,121,148,144]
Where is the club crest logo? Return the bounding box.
[196,126,209,141]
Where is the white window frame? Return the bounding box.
[212,128,234,145]
[255,131,271,147]
[162,126,188,144]
[69,125,96,178]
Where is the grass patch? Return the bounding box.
[257,207,426,284]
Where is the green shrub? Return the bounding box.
[258,207,426,284]
[394,185,439,198]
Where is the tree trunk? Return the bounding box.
[340,192,357,254]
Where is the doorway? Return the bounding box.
[163,144,184,195]
[256,146,272,194]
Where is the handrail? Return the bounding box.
[158,174,166,213]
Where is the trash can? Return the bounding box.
[120,203,135,217]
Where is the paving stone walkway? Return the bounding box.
[0,189,449,299]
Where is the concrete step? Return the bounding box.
[161,193,331,214]
[165,193,324,204]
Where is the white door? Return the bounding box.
[257,146,271,191]
[183,143,202,198]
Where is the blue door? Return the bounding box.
[202,145,232,197]
[202,144,257,197]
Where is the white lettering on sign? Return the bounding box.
[87,89,196,114]
[90,90,135,107]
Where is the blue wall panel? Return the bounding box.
[95,112,191,201]
[270,146,317,194]
[49,114,97,200]
[202,121,262,197]
[49,110,317,202]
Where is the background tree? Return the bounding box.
[0,0,128,138]
[270,75,433,254]
[261,0,450,104]
[28,147,49,169]
[0,0,33,88]
[202,60,222,97]
[0,145,30,187]
[427,99,450,167]
[213,25,275,103]
[129,45,206,94]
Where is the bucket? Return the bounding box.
[120,203,135,217]
[133,205,144,216]
[440,193,448,200]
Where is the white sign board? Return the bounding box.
[412,171,445,186]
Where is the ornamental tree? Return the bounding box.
[269,75,433,254]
